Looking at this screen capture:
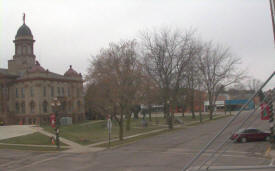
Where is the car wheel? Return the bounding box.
[241,137,247,143]
[265,136,271,141]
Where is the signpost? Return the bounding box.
[107,116,112,147]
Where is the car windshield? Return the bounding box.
[236,128,246,133]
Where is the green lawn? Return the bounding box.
[43,119,168,145]
[0,132,68,146]
[42,114,222,145]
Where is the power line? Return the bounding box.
[183,71,274,171]
[196,95,274,171]
[203,96,275,170]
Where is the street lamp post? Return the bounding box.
[51,97,61,149]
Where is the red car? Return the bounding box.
[230,128,271,143]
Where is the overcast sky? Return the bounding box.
[0,0,274,89]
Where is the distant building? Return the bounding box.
[0,17,85,125]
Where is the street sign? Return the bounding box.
[107,118,112,146]
[261,103,270,120]
[107,118,112,132]
[50,114,56,128]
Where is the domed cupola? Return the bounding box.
[64,65,81,77]
[15,23,33,40]
[9,13,36,74]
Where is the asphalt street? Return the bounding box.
[0,111,273,171]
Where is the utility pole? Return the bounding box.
[269,0,275,45]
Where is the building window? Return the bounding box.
[51,87,54,97]
[43,87,47,97]
[30,101,35,113]
[77,101,81,112]
[57,87,60,96]
[68,88,71,97]
[77,88,80,97]
[62,101,66,112]
[23,46,27,54]
[17,46,22,55]
[30,87,34,97]
[21,102,25,113]
[15,102,20,113]
[43,101,48,113]
[16,88,18,98]
[68,101,72,112]
[28,46,31,54]
[21,88,25,98]
[61,87,64,96]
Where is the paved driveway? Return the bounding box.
[0,125,37,140]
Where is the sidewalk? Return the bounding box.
[32,126,105,153]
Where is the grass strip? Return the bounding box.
[0,132,68,146]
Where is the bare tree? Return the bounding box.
[247,78,262,93]
[140,28,197,129]
[86,40,142,140]
[197,42,244,120]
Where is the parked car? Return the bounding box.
[0,121,4,126]
[230,128,271,143]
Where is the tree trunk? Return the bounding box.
[148,105,152,121]
[134,112,139,119]
[191,88,196,119]
[126,112,131,131]
[182,105,185,117]
[169,112,174,129]
[119,113,124,141]
[209,106,214,120]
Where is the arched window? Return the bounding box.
[68,101,72,112]
[77,101,81,112]
[30,101,35,113]
[43,101,48,113]
[62,101,66,112]
[17,46,22,55]
[21,102,25,113]
[22,46,27,55]
[15,102,20,113]
[27,46,31,54]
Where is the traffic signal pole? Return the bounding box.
[267,92,275,143]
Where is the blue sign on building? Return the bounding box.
[225,99,254,111]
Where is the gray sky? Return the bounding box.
[0,0,274,89]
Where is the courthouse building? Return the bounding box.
[0,17,85,125]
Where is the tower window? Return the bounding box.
[43,87,47,97]
[23,46,27,54]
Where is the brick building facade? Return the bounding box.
[0,18,85,125]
